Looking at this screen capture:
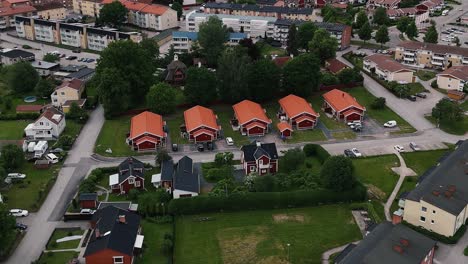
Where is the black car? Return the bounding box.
[407,95,417,101]
[344,149,355,157]
[15,223,28,231]
[415,93,427,98]
[72,48,81,53]
[66,56,77,60]
[172,144,178,152]
[197,144,204,152]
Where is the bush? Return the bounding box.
[56,135,74,150]
[22,45,32,49]
[321,73,339,85]
[464,246,468,256]
[371,97,386,109]
[168,183,367,215]
[402,221,466,244]
[431,80,438,88]
[303,144,330,163]
[161,239,173,255]
[0,112,40,120]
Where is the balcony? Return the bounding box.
[403,57,415,62]
[432,55,445,60]
[403,52,415,56]
[431,60,443,66]
[258,163,270,169]
[462,58,468,64]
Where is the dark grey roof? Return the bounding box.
[314,22,348,32]
[241,143,278,162]
[406,140,468,216]
[204,3,313,15]
[60,64,87,72]
[1,49,35,59]
[84,206,140,257]
[256,0,277,5]
[161,159,174,182]
[334,243,357,263]
[97,202,132,210]
[173,156,199,193]
[274,19,306,27]
[67,67,95,80]
[79,193,97,201]
[337,222,436,264]
[118,157,145,183]
[165,59,187,81]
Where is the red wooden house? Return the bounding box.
[241,142,278,175]
[278,94,319,130]
[127,111,166,151]
[85,206,143,264]
[79,193,98,209]
[233,100,272,136]
[183,105,221,143]
[109,157,145,194]
[277,122,293,138]
[322,89,365,122]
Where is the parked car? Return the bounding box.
[9,209,29,217]
[15,223,28,230]
[86,58,95,63]
[351,148,362,157]
[59,54,66,58]
[407,95,417,101]
[78,57,85,62]
[49,148,64,154]
[384,120,397,128]
[394,145,405,152]
[72,48,81,53]
[415,93,427,98]
[226,137,234,146]
[353,126,362,132]
[7,173,26,179]
[344,149,355,157]
[410,142,421,151]
[350,123,362,129]
[65,55,77,60]
[80,209,96,214]
[45,153,59,164]
[347,120,361,126]
[197,144,204,152]
[172,144,178,152]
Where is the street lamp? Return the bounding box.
[287,243,291,262]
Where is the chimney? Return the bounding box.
[448,185,456,193]
[118,215,126,224]
[400,239,409,247]
[174,54,179,61]
[256,141,261,147]
[444,190,452,198]
[432,190,440,196]
[342,92,345,97]
[95,228,101,238]
[393,245,404,254]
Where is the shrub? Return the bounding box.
[321,73,339,86]
[56,135,74,150]
[431,80,438,88]
[22,45,32,49]
[303,144,330,163]
[371,97,386,109]
[279,148,305,173]
[464,246,468,256]
[161,239,173,255]
[0,112,40,120]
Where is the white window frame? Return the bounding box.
[420,216,426,222]
[421,206,427,212]
[113,256,124,264]
[128,178,135,184]
[249,166,256,172]
[135,180,141,187]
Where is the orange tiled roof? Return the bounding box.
[134,135,159,145]
[184,105,218,133]
[102,0,168,15]
[277,122,292,132]
[233,100,271,125]
[130,111,164,139]
[278,94,318,119]
[323,89,365,112]
[0,5,36,16]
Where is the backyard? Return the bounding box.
[415,70,436,81]
[35,252,77,264]
[94,116,135,156]
[401,149,451,176]
[46,229,84,250]
[0,120,31,140]
[174,205,361,264]
[138,220,173,264]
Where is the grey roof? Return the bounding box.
[334,244,357,263]
[118,157,145,183]
[84,206,140,257]
[165,59,187,81]
[314,22,348,32]
[241,143,278,162]
[274,19,306,27]
[161,159,174,182]
[31,60,59,69]
[1,49,35,59]
[405,140,468,216]
[173,156,199,193]
[204,3,313,15]
[337,222,436,264]
[67,67,95,80]
[60,64,87,72]
[97,202,132,210]
[79,193,97,201]
[188,12,278,23]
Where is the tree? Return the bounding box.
[239,38,260,61]
[6,61,39,93]
[155,148,172,166]
[1,144,24,170]
[214,152,234,167]
[373,7,388,25]
[209,177,245,197]
[279,148,305,173]
[320,156,355,191]
[308,28,337,63]
[99,1,127,28]
[358,21,372,43]
[67,102,88,122]
[0,166,5,184]
[423,24,438,44]
[138,190,172,217]
[184,67,217,105]
[297,22,317,50]
[405,21,418,39]
[171,2,183,20]
[337,68,363,84]
[0,204,16,258]
[43,53,60,62]
[198,16,229,66]
[286,24,299,56]
[282,53,321,97]
[146,83,177,115]
[454,36,461,47]
[432,98,463,123]
[355,11,369,30]
[96,68,130,117]
[57,135,74,150]
[246,59,281,102]
[371,97,386,109]
[396,16,411,33]
[217,48,250,103]
[374,25,390,47]
[34,78,54,98]
[139,38,160,65]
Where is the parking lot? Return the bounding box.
[439,25,468,47]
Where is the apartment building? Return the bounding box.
[0,0,36,29]
[395,41,468,70]
[366,0,401,9]
[172,31,247,53]
[35,2,66,20]
[72,0,102,17]
[394,140,468,237]
[364,54,415,83]
[15,16,142,51]
[203,2,316,21]
[436,65,468,91]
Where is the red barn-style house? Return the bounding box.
[322,89,365,122]
[233,100,272,136]
[84,206,143,264]
[79,193,98,209]
[109,157,145,194]
[277,122,293,138]
[127,111,166,151]
[183,105,221,143]
[278,94,319,130]
[241,142,278,175]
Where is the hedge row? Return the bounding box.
[168,183,367,215]
[402,221,467,244]
[0,112,40,120]
[303,144,331,164]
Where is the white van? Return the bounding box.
[45,153,59,164]
[442,10,449,16]
[34,141,48,158]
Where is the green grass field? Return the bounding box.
[0,120,31,140]
[309,96,348,130]
[415,70,436,81]
[331,131,356,140]
[390,177,418,213]
[401,149,450,176]
[139,220,173,264]
[174,205,361,264]
[426,116,467,136]
[166,113,186,145]
[352,155,400,200]
[36,251,77,264]
[94,116,136,156]
[46,229,84,250]
[214,107,250,147]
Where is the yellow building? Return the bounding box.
[73,0,102,17]
[436,65,468,91]
[51,79,85,109]
[364,54,415,83]
[35,3,67,20]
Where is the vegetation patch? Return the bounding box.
[272,214,305,223]
[415,70,436,81]
[94,116,136,156]
[0,120,31,140]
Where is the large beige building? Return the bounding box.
[35,2,67,20]
[394,140,468,237]
[395,41,468,70]
[72,0,102,17]
[364,54,415,83]
[436,65,468,91]
[0,0,36,29]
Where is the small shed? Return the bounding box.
[34,159,51,169]
[277,122,292,138]
[447,90,466,101]
[79,193,98,209]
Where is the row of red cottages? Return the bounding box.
[127,89,365,150]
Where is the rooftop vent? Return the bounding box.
[256,141,261,147]
[448,185,456,193]
[393,245,404,254]
[400,239,409,247]
[444,191,452,198]
[95,228,101,238]
[118,215,126,224]
[432,190,440,196]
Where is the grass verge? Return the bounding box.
[36,251,77,264]
[94,116,136,157]
[0,120,31,140]
[425,116,467,135]
[138,220,173,264]
[46,229,84,250]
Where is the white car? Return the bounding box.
[225,137,234,146]
[347,120,361,126]
[9,209,29,217]
[383,121,397,128]
[45,153,59,164]
[351,148,362,157]
[410,142,421,151]
[394,145,405,152]
[7,173,26,179]
[80,209,96,214]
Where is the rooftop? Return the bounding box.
[241,142,278,162]
[233,100,271,125]
[325,58,349,74]
[118,157,145,183]
[204,3,313,15]
[364,54,413,73]
[129,111,165,139]
[184,105,218,133]
[278,94,318,119]
[31,60,59,69]
[1,49,34,59]
[173,156,199,193]
[437,65,468,81]
[188,11,278,22]
[397,41,468,57]
[323,89,365,112]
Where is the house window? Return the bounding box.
[113,256,124,264]
[61,92,65,95]
[40,122,44,125]
[128,178,135,184]
[259,159,263,165]
[420,216,426,222]
[431,220,435,224]
[421,206,427,212]
[432,210,436,214]
[249,166,256,172]
[135,181,141,187]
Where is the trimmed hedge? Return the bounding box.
[168,183,367,215]
[0,112,40,120]
[303,144,331,164]
[402,221,467,244]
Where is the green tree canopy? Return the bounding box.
[184,66,217,105]
[6,61,39,93]
[286,24,299,56]
[279,148,305,173]
[432,98,463,122]
[246,59,281,102]
[373,7,388,25]
[374,25,390,47]
[156,148,172,166]
[96,67,130,117]
[99,1,127,28]
[320,156,355,191]
[308,28,337,63]
[0,204,16,258]
[396,16,411,33]
[405,21,418,39]
[239,38,260,61]
[217,48,250,103]
[198,16,229,66]
[171,2,183,20]
[358,21,372,43]
[43,53,60,62]
[1,144,24,170]
[423,24,438,43]
[282,53,321,97]
[297,22,317,50]
[355,10,369,29]
[34,78,54,98]
[146,83,177,115]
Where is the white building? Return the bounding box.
[24,107,66,140]
[172,31,247,53]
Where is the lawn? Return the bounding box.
[166,113,186,145]
[174,205,361,264]
[61,120,84,139]
[138,220,173,264]
[390,177,418,213]
[415,70,436,81]
[347,87,416,134]
[46,229,84,250]
[331,131,356,140]
[258,42,287,57]
[426,115,467,135]
[406,82,426,94]
[350,40,388,50]
[1,96,49,115]
[36,251,77,264]
[4,162,61,211]
[460,100,468,111]
[213,107,250,147]
[309,95,348,130]
[0,120,31,140]
[401,149,451,176]
[352,155,400,200]
[94,116,136,157]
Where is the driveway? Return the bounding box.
[434,230,468,264]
